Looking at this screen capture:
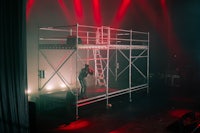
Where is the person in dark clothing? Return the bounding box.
[78,64,93,98]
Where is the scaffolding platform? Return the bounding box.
[37,24,150,117]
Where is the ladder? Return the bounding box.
[93,49,106,86]
[94,26,110,86]
[96,26,110,45]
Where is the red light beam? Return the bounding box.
[111,0,131,28]
[136,0,187,64]
[57,0,74,24]
[26,0,35,21]
[160,0,186,61]
[92,0,102,26]
[56,119,90,131]
[135,0,163,34]
[73,0,84,24]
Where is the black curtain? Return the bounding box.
[0,0,29,133]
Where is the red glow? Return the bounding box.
[161,0,166,7]
[135,0,163,33]
[135,0,186,63]
[58,0,74,24]
[57,119,90,131]
[110,122,143,133]
[161,0,172,38]
[92,0,102,26]
[95,88,105,93]
[160,0,186,62]
[112,0,131,28]
[26,0,35,21]
[169,109,192,118]
[73,0,84,24]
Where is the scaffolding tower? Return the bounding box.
[38,24,149,117]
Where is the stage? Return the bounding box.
[34,84,200,133]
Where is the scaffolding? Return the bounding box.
[38,24,149,117]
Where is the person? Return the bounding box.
[78,64,93,98]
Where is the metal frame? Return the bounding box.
[38,24,149,117]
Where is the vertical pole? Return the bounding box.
[129,30,132,102]
[94,27,98,86]
[86,31,89,65]
[93,49,97,86]
[38,25,40,92]
[86,49,89,65]
[115,33,118,81]
[76,23,79,119]
[101,26,103,44]
[147,32,150,94]
[70,29,72,36]
[86,32,89,44]
[106,27,110,107]
[37,25,41,111]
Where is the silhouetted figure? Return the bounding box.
[78,64,93,98]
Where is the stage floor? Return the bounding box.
[34,84,200,133]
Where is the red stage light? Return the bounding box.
[73,0,84,24]
[26,0,35,21]
[118,0,131,18]
[58,0,74,24]
[112,0,131,28]
[160,0,171,29]
[57,119,90,131]
[161,0,166,6]
[92,0,102,26]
